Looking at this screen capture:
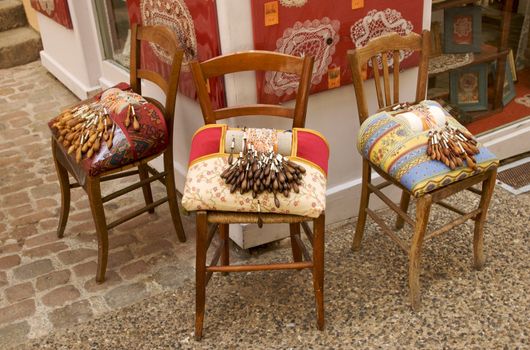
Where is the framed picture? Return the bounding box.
[492,59,516,106]
[450,63,489,111]
[508,49,518,82]
[444,6,482,53]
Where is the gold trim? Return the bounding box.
[293,128,330,150]
[191,123,224,139]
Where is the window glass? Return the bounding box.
[94,0,131,68]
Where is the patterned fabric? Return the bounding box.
[357,100,499,197]
[182,125,329,217]
[48,84,168,178]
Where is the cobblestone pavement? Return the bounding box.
[0,62,202,347]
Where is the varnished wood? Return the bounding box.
[424,208,482,242]
[301,221,314,245]
[52,24,187,283]
[106,197,168,230]
[395,191,411,230]
[409,195,431,310]
[348,29,498,310]
[190,50,324,337]
[195,211,208,341]
[473,169,497,269]
[289,223,303,262]
[435,200,466,216]
[190,51,314,128]
[52,137,70,239]
[206,244,223,285]
[86,177,108,283]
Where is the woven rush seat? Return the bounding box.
[48,83,169,181]
[357,100,499,197]
[181,124,329,218]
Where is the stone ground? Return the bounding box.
[1,62,529,349]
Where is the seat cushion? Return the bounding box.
[182,125,329,218]
[357,100,498,197]
[48,83,169,179]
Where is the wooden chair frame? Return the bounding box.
[347,31,498,310]
[51,24,186,283]
[190,51,325,339]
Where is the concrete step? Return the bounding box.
[0,26,42,69]
[0,0,27,32]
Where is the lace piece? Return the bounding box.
[350,9,414,69]
[279,0,308,7]
[428,53,474,74]
[38,0,55,15]
[141,0,197,66]
[265,17,340,97]
[515,94,530,108]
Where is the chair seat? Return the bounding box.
[48,83,169,180]
[182,125,329,218]
[357,100,499,197]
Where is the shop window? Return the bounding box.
[94,0,130,68]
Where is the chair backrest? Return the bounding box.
[190,51,314,128]
[347,30,431,123]
[130,23,184,122]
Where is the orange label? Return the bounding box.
[352,0,364,10]
[328,66,341,89]
[264,1,279,26]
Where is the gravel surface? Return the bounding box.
[24,187,529,349]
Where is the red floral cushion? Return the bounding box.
[48,83,168,178]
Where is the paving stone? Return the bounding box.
[136,239,174,257]
[41,285,81,307]
[119,260,150,280]
[1,191,30,207]
[0,299,35,325]
[23,241,69,258]
[0,254,21,269]
[72,261,97,278]
[36,269,71,291]
[84,271,122,293]
[0,321,30,349]
[107,249,134,269]
[152,265,194,289]
[108,233,138,250]
[48,300,93,329]
[57,248,97,265]
[13,259,54,280]
[0,271,7,288]
[104,282,148,309]
[23,231,58,248]
[4,282,34,303]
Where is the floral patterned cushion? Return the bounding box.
[48,83,169,180]
[182,125,329,218]
[357,100,499,197]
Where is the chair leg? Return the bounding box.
[353,159,371,251]
[219,223,230,275]
[395,190,411,230]
[195,211,208,340]
[51,138,70,238]
[86,177,109,284]
[163,150,186,243]
[473,169,497,270]
[289,223,303,262]
[138,164,154,214]
[408,194,432,311]
[312,214,325,330]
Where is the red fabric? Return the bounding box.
[296,131,329,175]
[188,126,223,164]
[467,68,530,135]
[30,0,72,29]
[251,1,424,104]
[48,84,169,177]
[126,0,226,109]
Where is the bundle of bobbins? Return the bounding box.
[52,103,141,163]
[427,122,480,170]
[220,131,306,228]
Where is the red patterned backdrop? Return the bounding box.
[251,0,424,104]
[126,0,225,109]
[30,0,72,29]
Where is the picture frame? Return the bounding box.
[492,59,517,106]
[444,6,482,53]
[508,49,517,82]
[449,63,489,112]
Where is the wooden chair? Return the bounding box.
[189,51,325,339]
[51,24,187,283]
[347,31,498,310]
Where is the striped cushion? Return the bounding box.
[357,100,498,197]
